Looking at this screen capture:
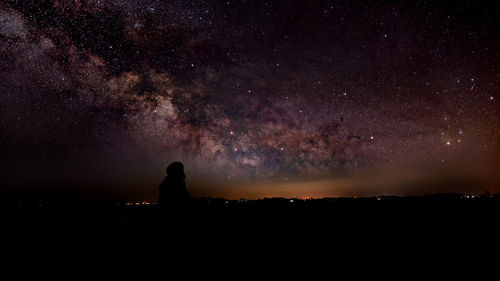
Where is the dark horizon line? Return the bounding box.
[1,191,496,207]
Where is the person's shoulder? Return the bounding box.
[159,177,169,185]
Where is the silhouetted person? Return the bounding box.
[159,162,190,209]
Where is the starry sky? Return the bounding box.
[1,0,499,200]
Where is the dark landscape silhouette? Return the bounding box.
[2,187,499,235]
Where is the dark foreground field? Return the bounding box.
[2,195,499,237]
[2,195,500,263]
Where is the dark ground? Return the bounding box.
[2,195,499,236]
[2,194,499,263]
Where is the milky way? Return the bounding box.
[1,1,499,197]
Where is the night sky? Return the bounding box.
[1,0,499,200]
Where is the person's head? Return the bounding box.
[166,162,185,181]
